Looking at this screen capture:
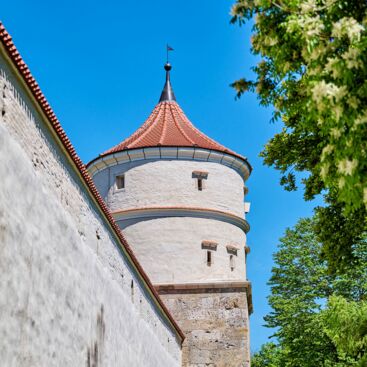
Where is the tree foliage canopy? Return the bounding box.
[231,0,367,272]
[252,217,367,366]
[322,296,367,366]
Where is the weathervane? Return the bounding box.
[166,44,174,63]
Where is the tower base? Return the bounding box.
[156,282,252,367]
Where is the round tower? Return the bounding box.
[88,64,252,367]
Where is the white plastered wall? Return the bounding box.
[121,217,247,284]
[93,159,246,218]
[0,51,181,366]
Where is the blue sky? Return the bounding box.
[2,0,320,352]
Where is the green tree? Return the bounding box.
[256,217,367,366]
[230,0,367,272]
[322,296,367,367]
[265,218,338,366]
[251,343,283,367]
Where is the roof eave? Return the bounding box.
[87,145,253,178]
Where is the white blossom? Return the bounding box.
[287,15,324,40]
[312,81,346,105]
[264,36,278,46]
[333,105,343,122]
[330,128,342,139]
[346,20,364,42]
[338,177,346,189]
[325,57,341,79]
[332,17,364,42]
[348,96,359,109]
[342,47,362,69]
[305,16,325,38]
[324,0,337,8]
[300,0,317,13]
[321,144,334,161]
[320,163,330,179]
[308,46,326,61]
[324,0,336,7]
[334,86,347,102]
[338,159,358,175]
[355,111,367,126]
[308,65,322,76]
[312,80,328,103]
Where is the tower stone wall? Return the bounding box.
[158,284,250,367]
[91,158,248,284]
[89,149,252,367]
[92,159,246,217]
[122,217,246,284]
[88,62,253,366]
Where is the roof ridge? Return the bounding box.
[158,102,168,145]
[130,102,165,147]
[169,103,196,145]
[103,103,160,153]
[175,105,230,152]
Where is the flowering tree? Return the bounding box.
[231,0,367,271]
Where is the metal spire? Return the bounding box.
[159,63,176,102]
[159,45,176,102]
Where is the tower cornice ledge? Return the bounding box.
[87,146,251,181]
[111,206,250,233]
[155,281,253,314]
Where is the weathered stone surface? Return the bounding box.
[159,288,250,367]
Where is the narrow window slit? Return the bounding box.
[230,255,235,271]
[116,174,125,189]
[192,171,208,191]
[207,251,212,266]
[198,178,203,191]
[131,280,134,302]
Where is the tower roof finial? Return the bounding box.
[159,45,176,102]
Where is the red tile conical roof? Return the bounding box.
[98,63,250,168]
[102,100,241,158]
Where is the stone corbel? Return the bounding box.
[226,243,239,255]
[192,170,209,179]
[201,240,218,250]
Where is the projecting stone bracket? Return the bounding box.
[192,170,208,179]
[201,240,218,250]
[226,243,240,255]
